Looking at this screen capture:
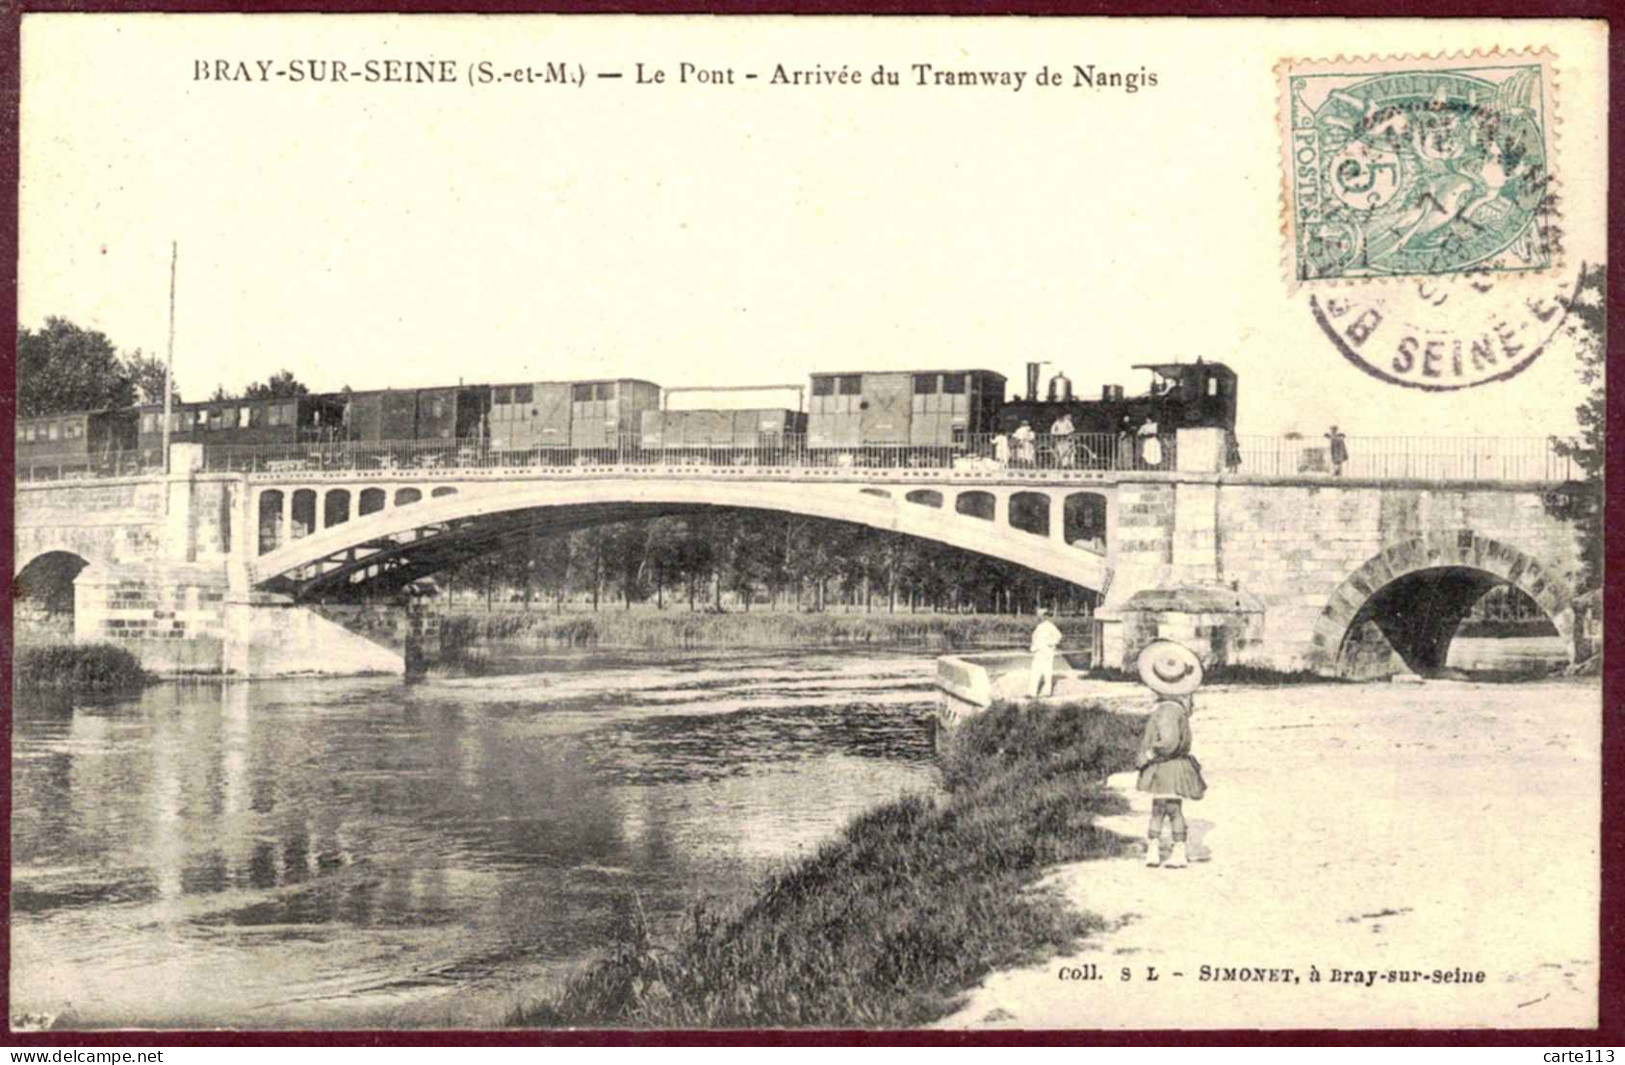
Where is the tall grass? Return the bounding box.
[14,642,148,693]
[511,700,1144,1029]
[439,610,1081,654]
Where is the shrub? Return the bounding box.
[14,642,148,693]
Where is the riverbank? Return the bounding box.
[511,699,1143,1028]
[439,609,1091,654]
[940,679,1601,1030]
[12,641,149,694]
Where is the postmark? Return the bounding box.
[1307,263,1588,392]
[1279,51,1558,285]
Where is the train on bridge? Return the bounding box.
[16,359,1238,474]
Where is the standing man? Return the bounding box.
[1028,607,1063,699]
[1325,425,1349,476]
[1051,412,1077,468]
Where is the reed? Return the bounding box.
[510,699,1144,1029]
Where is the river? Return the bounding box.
[9,649,943,1030]
[9,636,1579,1030]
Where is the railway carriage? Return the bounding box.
[137,394,351,465]
[17,409,139,476]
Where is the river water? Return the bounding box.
[9,649,943,1030]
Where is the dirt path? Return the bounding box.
[940,680,1600,1030]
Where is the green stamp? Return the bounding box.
[1280,54,1557,283]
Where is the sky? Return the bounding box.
[17,15,1609,437]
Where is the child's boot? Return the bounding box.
[1167,841,1189,868]
[1145,837,1162,866]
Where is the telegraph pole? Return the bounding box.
[164,241,176,474]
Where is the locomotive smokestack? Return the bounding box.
[1026,362,1041,402]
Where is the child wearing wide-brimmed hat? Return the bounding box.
[1135,640,1208,869]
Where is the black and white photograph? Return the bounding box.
[6,13,1612,1036]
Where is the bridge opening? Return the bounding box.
[324,489,350,528]
[1008,492,1050,537]
[955,491,994,521]
[291,489,317,539]
[15,551,89,634]
[906,489,943,508]
[359,488,386,516]
[1062,492,1107,551]
[1338,567,1567,678]
[258,490,285,554]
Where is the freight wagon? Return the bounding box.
[343,387,488,444]
[638,407,807,461]
[488,378,661,455]
[807,370,1007,452]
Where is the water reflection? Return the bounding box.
[11,651,940,1029]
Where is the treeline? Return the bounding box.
[18,316,318,417]
[440,512,1096,615]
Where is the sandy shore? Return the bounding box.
[939,679,1600,1030]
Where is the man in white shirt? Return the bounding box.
[1028,607,1063,698]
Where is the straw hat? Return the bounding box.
[1137,640,1204,696]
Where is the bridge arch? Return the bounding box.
[250,477,1111,601]
[14,549,92,629]
[1314,532,1575,677]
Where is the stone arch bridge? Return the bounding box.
[14,434,1585,678]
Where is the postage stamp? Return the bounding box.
[1279,51,1559,285]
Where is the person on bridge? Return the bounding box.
[1051,413,1077,468]
[1027,607,1063,699]
[1012,420,1037,467]
[1326,425,1349,476]
[1135,640,1207,869]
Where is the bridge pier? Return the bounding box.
[221,593,405,677]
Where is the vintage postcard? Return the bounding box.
[8,14,1610,1036]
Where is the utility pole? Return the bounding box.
[163,241,177,475]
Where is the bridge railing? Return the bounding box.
[198,432,1183,475]
[16,450,159,483]
[1232,435,1577,482]
[23,435,1578,484]
[193,433,1578,482]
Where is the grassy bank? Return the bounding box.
[512,699,1144,1029]
[440,610,1088,654]
[1089,663,1345,687]
[13,642,149,694]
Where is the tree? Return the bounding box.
[16,318,137,416]
[1549,262,1606,592]
[245,370,311,400]
[123,350,181,406]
